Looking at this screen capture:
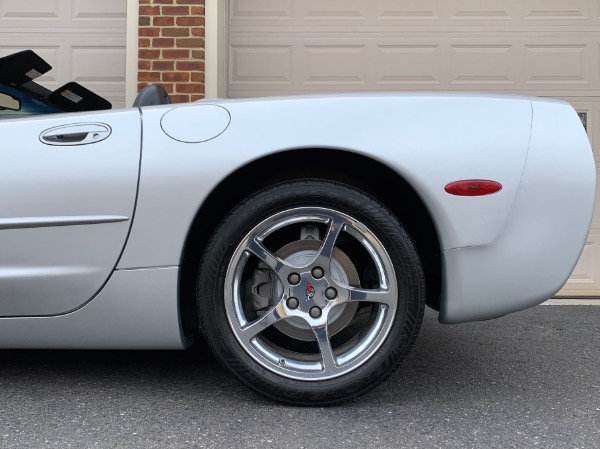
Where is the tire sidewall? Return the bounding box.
[197,180,425,404]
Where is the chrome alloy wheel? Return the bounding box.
[224,207,398,381]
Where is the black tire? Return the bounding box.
[197,180,425,405]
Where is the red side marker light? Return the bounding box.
[445,180,502,196]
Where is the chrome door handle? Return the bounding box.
[40,123,111,146]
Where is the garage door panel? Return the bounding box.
[0,0,126,108]
[297,1,370,20]
[230,0,293,20]
[303,45,368,85]
[230,0,600,27]
[71,47,126,82]
[1,0,125,28]
[524,0,594,20]
[446,0,518,20]
[376,45,442,86]
[72,0,127,21]
[525,43,595,86]
[0,0,62,20]
[229,37,600,96]
[449,44,517,86]
[230,45,293,85]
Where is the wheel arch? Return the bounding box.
[179,148,442,337]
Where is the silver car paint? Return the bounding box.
[0,93,593,348]
[440,98,595,323]
[0,109,141,316]
[0,267,186,349]
[118,93,533,270]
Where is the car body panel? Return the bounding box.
[0,267,186,349]
[0,109,141,316]
[440,98,595,322]
[118,93,532,269]
[0,92,594,347]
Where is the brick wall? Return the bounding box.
[138,0,205,103]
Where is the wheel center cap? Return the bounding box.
[291,276,329,309]
[305,281,316,301]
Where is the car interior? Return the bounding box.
[0,50,172,119]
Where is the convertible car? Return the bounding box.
[0,51,595,405]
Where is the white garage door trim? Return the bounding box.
[205,0,229,98]
[125,0,139,107]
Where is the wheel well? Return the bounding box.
[179,149,442,337]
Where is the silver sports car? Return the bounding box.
[0,50,595,405]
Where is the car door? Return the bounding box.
[0,109,141,316]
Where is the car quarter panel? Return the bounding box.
[440,98,595,323]
[118,93,532,269]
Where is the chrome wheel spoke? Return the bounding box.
[314,216,345,266]
[312,324,337,373]
[239,302,286,342]
[340,285,396,306]
[246,237,293,279]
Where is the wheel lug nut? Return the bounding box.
[311,267,324,279]
[325,287,337,300]
[288,273,301,285]
[309,306,322,318]
[287,297,299,309]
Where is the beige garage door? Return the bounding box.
[0,0,127,108]
[228,0,600,295]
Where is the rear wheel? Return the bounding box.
[197,180,425,405]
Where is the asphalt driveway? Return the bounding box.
[0,305,598,449]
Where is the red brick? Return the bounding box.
[139,71,161,82]
[139,27,160,37]
[162,27,189,37]
[139,16,151,26]
[176,60,203,71]
[176,38,204,48]
[153,16,174,26]
[162,72,190,82]
[176,83,204,94]
[191,27,204,37]
[139,5,160,15]
[190,94,205,102]
[191,49,205,60]
[153,60,175,71]
[139,49,161,59]
[191,6,205,15]
[154,0,174,4]
[177,0,204,4]
[175,16,203,26]
[191,72,205,83]
[138,38,151,48]
[138,82,149,91]
[152,37,175,48]
[162,49,190,59]
[162,5,189,15]
[170,94,191,104]
[160,83,175,94]
[138,60,151,70]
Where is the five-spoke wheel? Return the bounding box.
[198,180,425,405]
